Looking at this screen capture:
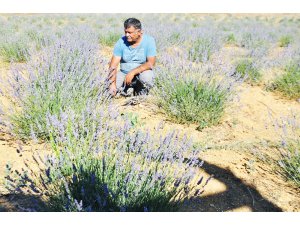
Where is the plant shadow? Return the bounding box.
[0,193,47,212]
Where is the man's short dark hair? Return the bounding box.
[124,18,142,30]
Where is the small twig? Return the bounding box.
[258,100,276,115]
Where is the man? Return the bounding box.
[108,18,157,96]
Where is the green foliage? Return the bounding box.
[279,35,293,47]
[79,16,86,22]
[274,115,300,188]
[235,59,262,84]
[271,63,300,99]
[225,33,236,45]
[240,32,252,48]
[239,32,267,50]
[0,37,30,62]
[168,32,181,45]
[99,33,120,47]
[154,75,230,130]
[121,112,145,128]
[192,22,199,28]
[189,37,216,62]
[26,29,50,50]
[279,141,300,187]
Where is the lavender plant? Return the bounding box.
[0,34,30,63]
[280,142,300,187]
[6,105,207,212]
[228,21,274,62]
[25,28,53,51]
[271,61,300,100]
[165,32,181,46]
[99,33,121,47]
[0,26,110,140]
[225,33,237,46]
[188,36,220,63]
[266,44,300,69]
[274,115,300,187]
[278,35,293,48]
[153,59,235,130]
[234,59,262,84]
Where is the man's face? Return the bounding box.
[124,26,141,43]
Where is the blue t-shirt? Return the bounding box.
[113,34,156,74]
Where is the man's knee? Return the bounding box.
[138,70,155,87]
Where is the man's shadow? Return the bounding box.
[182,161,282,212]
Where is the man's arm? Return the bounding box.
[108,55,121,83]
[125,56,156,85]
[108,55,121,95]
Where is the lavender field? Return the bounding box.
[0,14,300,212]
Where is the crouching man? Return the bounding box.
[108,18,157,96]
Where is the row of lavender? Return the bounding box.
[1,14,300,60]
[0,14,299,99]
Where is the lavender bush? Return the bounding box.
[99,32,121,47]
[153,58,236,130]
[6,105,207,212]
[269,61,300,100]
[224,33,237,46]
[167,32,182,46]
[280,141,300,187]
[274,115,300,187]
[234,59,262,84]
[278,35,293,47]
[0,26,110,140]
[0,34,30,63]
[25,28,53,51]
[188,35,220,63]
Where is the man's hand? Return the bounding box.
[124,58,155,86]
[125,72,135,85]
[109,82,117,96]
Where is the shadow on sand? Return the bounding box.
[181,161,282,212]
[0,193,46,212]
